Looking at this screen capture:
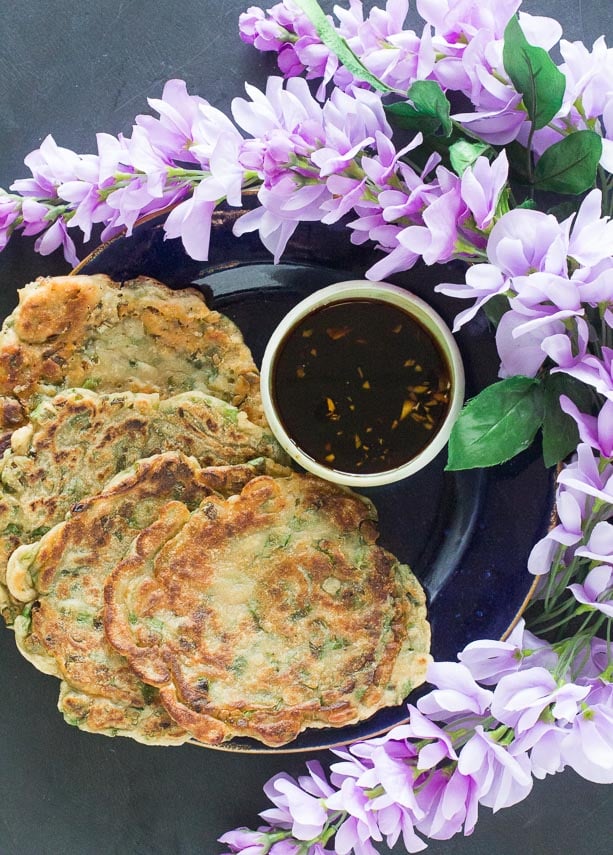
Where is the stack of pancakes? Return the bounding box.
[0,274,430,747]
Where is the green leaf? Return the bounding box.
[385,101,442,135]
[407,81,453,137]
[542,373,595,467]
[446,376,544,470]
[506,140,533,185]
[385,81,452,137]
[294,0,393,93]
[449,140,491,175]
[534,131,603,194]
[483,294,510,329]
[547,200,581,221]
[503,16,566,130]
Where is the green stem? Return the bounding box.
[525,122,536,185]
[530,594,578,628]
[542,543,567,613]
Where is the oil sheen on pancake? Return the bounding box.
[104,471,431,747]
[8,452,283,744]
[0,387,286,623]
[0,273,264,432]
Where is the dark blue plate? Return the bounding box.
[75,203,554,753]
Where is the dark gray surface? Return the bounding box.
[0,2,611,854]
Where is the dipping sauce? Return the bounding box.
[272,298,452,475]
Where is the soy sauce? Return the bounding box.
[272,299,452,474]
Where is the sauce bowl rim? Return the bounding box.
[260,279,465,487]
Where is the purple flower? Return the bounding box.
[560,684,613,783]
[269,842,300,855]
[232,76,395,261]
[401,705,458,770]
[19,197,51,237]
[362,24,435,93]
[510,721,567,779]
[232,76,323,148]
[325,777,383,854]
[11,134,82,198]
[58,176,112,243]
[0,194,21,250]
[460,150,508,230]
[453,98,526,146]
[417,662,493,721]
[326,777,383,855]
[558,36,613,121]
[346,742,423,816]
[294,36,341,99]
[417,0,521,41]
[541,316,590,372]
[376,800,428,853]
[560,396,613,459]
[558,347,613,403]
[491,668,589,733]
[458,727,533,811]
[239,7,289,52]
[573,637,612,685]
[414,767,479,840]
[239,6,267,46]
[396,182,464,266]
[510,272,585,331]
[104,174,185,236]
[435,263,507,330]
[556,443,613,505]
[495,309,563,378]
[33,217,79,266]
[163,182,217,261]
[297,760,335,800]
[135,78,209,164]
[234,177,328,261]
[495,269,588,376]
[569,565,613,618]
[567,189,613,267]
[260,772,328,841]
[485,208,570,278]
[527,455,594,577]
[575,522,613,564]
[218,826,269,855]
[459,619,557,683]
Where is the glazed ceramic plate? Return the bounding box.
[72,204,554,753]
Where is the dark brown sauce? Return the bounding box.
[272,298,452,474]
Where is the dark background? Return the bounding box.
[0,2,611,854]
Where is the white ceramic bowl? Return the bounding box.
[260,280,465,487]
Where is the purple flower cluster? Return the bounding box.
[230,75,394,261]
[436,188,613,376]
[219,643,612,854]
[239,1,612,154]
[240,0,613,181]
[1,72,507,273]
[2,80,248,264]
[230,75,509,272]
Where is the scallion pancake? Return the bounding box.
[104,471,431,747]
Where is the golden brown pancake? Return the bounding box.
[8,452,284,743]
[104,471,431,747]
[0,387,286,623]
[0,273,264,432]
[58,682,188,745]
